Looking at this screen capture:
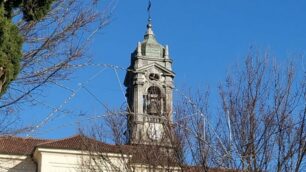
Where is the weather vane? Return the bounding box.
[147,0,152,21]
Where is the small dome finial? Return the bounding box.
[147,17,152,29]
[145,17,154,36]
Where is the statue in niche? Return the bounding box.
[146,86,162,116]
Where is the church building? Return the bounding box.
[0,17,181,172]
[0,10,232,172]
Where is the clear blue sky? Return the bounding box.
[21,0,306,139]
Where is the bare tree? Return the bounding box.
[78,52,305,172]
[173,53,305,172]
[79,108,184,172]
[217,53,305,171]
[0,0,113,135]
[174,89,212,171]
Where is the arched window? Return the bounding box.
[146,86,162,116]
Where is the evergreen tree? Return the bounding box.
[0,0,55,96]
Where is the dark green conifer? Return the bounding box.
[0,0,55,96]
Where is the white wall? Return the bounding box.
[0,155,36,172]
[34,148,130,172]
[0,149,181,172]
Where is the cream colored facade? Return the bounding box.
[34,148,130,172]
[0,154,36,172]
[0,149,130,172]
[0,149,181,172]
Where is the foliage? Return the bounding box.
[0,0,111,136]
[0,0,55,96]
[22,0,55,21]
[0,5,22,96]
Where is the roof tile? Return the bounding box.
[0,136,48,155]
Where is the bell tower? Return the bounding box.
[124,19,175,146]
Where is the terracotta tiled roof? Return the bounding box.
[0,135,131,155]
[0,135,179,166]
[38,136,180,166]
[36,134,131,154]
[0,135,237,171]
[0,136,49,155]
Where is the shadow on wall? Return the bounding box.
[7,158,36,172]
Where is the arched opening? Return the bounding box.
[146,86,162,116]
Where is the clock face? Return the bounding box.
[147,123,163,141]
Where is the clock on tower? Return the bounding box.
[124,18,175,146]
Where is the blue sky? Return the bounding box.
[20,0,306,139]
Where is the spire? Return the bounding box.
[145,0,154,38]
